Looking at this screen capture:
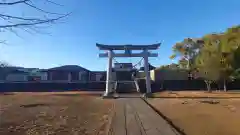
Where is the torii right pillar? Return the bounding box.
[143,49,152,97]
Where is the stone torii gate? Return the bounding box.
[96,43,160,97]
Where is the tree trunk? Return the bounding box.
[161,81,164,90]
[187,58,190,70]
[205,80,212,93]
[223,78,227,92]
[208,83,212,92]
[217,82,221,91]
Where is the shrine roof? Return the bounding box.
[96,43,161,50]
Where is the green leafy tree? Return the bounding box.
[170,38,204,70]
[208,34,233,91]
[217,26,240,90]
[195,25,240,91]
[233,46,240,69]
[195,37,222,92]
[225,26,240,49]
[231,46,240,80]
[231,69,240,80]
[178,58,188,69]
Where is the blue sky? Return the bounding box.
[0,0,239,71]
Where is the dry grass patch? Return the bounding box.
[0,92,114,135]
[148,98,240,135]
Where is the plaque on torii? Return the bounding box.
[96,43,161,98]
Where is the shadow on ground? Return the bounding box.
[0,92,15,96]
[20,103,50,108]
[51,93,103,97]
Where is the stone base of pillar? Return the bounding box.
[102,91,119,99]
[142,93,153,98]
[102,91,114,99]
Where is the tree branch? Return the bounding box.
[0,0,71,42]
[0,14,47,21]
[0,40,7,45]
[45,0,63,6]
[27,25,52,35]
[0,13,70,28]
[6,27,23,38]
[24,1,64,15]
[0,0,30,5]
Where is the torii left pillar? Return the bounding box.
[104,50,113,97]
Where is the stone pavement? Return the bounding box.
[107,97,180,135]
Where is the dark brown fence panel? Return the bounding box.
[0,80,239,93]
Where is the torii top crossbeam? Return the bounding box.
[96,43,161,50]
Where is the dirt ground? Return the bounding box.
[153,91,240,98]
[0,92,114,135]
[148,98,240,135]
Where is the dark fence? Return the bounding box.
[151,80,240,92]
[0,82,105,92]
[139,79,240,93]
[224,80,240,90]
[0,80,240,93]
[153,80,209,92]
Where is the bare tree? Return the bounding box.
[0,0,70,42]
[0,61,11,67]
